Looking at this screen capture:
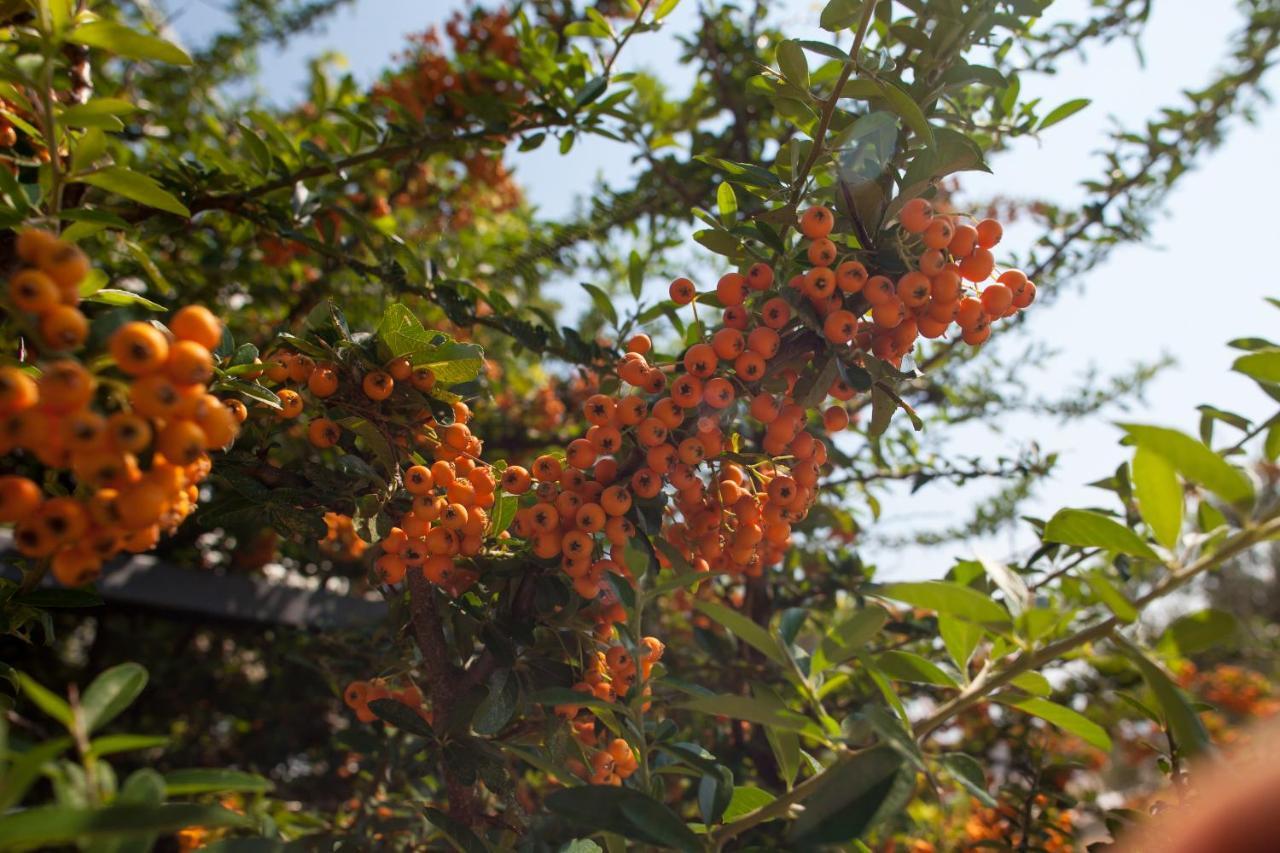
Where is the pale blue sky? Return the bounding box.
[168,0,1280,577]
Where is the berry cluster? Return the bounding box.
[342,678,433,726]
[0,231,237,586]
[558,638,664,785]
[796,199,1033,364]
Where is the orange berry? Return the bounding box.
[16,229,59,264]
[669,277,695,305]
[411,367,436,391]
[308,364,339,397]
[948,224,978,257]
[0,366,38,414]
[386,357,412,381]
[799,205,834,239]
[1013,280,1036,309]
[157,419,207,465]
[896,272,931,308]
[922,217,955,250]
[309,418,340,448]
[703,377,735,409]
[38,240,90,289]
[899,198,933,233]
[362,371,393,401]
[822,406,849,433]
[9,269,60,313]
[39,360,94,412]
[955,297,984,330]
[864,275,895,305]
[0,476,42,523]
[958,248,995,282]
[715,272,747,307]
[807,238,837,267]
[823,310,857,344]
[169,305,223,350]
[711,327,744,360]
[975,218,1003,249]
[166,340,214,386]
[980,283,1013,316]
[872,300,905,329]
[761,297,791,329]
[40,305,88,350]
[626,334,652,354]
[277,389,304,418]
[109,322,170,376]
[747,262,774,290]
[836,260,868,293]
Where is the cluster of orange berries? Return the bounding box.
[260,350,438,440]
[5,227,93,352]
[373,9,522,124]
[342,677,432,726]
[319,512,369,562]
[558,638,663,785]
[790,199,1033,364]
[376,433,497,599]
[0,231,238,586]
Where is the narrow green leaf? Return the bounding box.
[1038,97,1091,130]
[1132,447,1183,549]
[786,747,904,844]
[694,600,789,668]
[813,606,887,672]
[1121,424,1254,506]
[82,288,165,311]
[1159,609,1239,655]
[1084,572,1137,623]
[1043,508,1159,560]
[81,663,147,734]
[716,181,738,225]
[776,40,810,92]
[545,786,700,852]
[0,804,248,846]
[162,768,272,796]
[88,734,168,757]
[874,651,958,687]
[1000,696,1111,751]
[15,672,72,729]
[679,694,819,735]
[1116,641,1211,758]
[68,21,193,65]
[879,581,1011,627]
[77,167,190,217]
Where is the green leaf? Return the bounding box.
[88,734,168,757]
[544,786,700,852]
[999,697,1111,752]
[879,581,1011,628]
[77,167,190,217]
[15,672,72,729]
[1009,671,1052,697]
[977,556,1029,615]
[0,737,71,811]
[80,663,147,734]
[627,250,644,299]
[1121,424,1254,507]
[574,76,608,109]
[68,21,193,65]
[580,283,618,327]
[938,615,984,673]
[722,785,776,822]
[1043,509,1159,560]
[368,697,435,738]
[1116,641,1211,757]
[653,0,681,20]
[0,805,249,846]
[1132,447,1183,550]
[694,600,789,668]
[1233,349,1280,384]
[870,80,935,150]
[60,98,138,130]
[1159,609,1239,655]
[874,651,958,687]
[776,40,810,92]
[1038,98,1090,130]
[820,0,864,31]
[940,753,996,807]
[679,694,819,735]
[786,747,905,844]
[82,288,166,311]
[1084,572,1137,623]
[376,303,484,384]
[716,181,738,225]
[162,768,273,797]
[813,606,887,673]
[1265,421,1280,462]
[472,669,518,736]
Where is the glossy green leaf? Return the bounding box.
[776,40,810,91]
[1121,424,1254,506]
[1009,671,1052,697]
[813,606,888,672]
[1038,97,1090,130]
[874,651,958,687]
[1132,447,1183,549]
[69,21,193,64]
[15,672,72,729]
[999,696,1111,752]
[694,600,789,668]
[722,785,775,822]
[680,693,819,735]
[1043,509,1159,560]
[162,768,273,797]
[544,786,700,852]
[1232,349,1280,383]
[1084,572,1138,623]
[1159,609,1239,655]
[80,663,147,734]
[786,746,905,844]
[88,734,169,757]
[940,753,995,807]
[716,181,737,225]
[77,167,190,217]
[1117,642,1211,757]
[879,581,1011,627]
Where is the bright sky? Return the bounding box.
[168,0,1280,578]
